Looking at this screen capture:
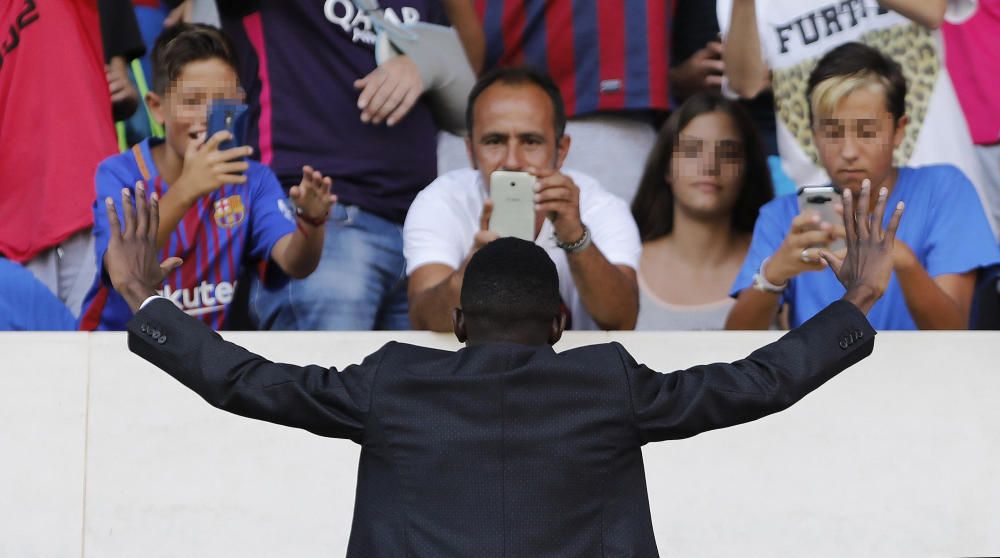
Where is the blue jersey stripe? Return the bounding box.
[623,0,650,109]
[483,0,505,70]
[204,192,221,306]
[522,0,548,73]
[571,0,599,115]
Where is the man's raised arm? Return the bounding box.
[628,183,903,443]
[103,185,374,442]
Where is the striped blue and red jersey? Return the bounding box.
[476,0,674,117]
[79,138,296,331]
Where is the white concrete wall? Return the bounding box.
[2,331,999,557]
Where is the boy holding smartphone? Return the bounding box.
[726,43,999,330]
[80,23,336,331]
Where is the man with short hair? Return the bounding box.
[404,67,641,332]
[105,181,898,556]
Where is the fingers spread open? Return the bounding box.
[886,201,905,245]
[134,182,149,238]
[872,186,888,240]
[121,188,136,238]
[856,179,871,240]
[149,193,161,242]
[105,197,122,241]
[841,188,857,246]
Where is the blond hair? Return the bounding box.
[809,71,895,124]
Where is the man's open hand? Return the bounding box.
[821,179,904,314]
[104,183,184,314]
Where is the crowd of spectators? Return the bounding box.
[1,0,998,332]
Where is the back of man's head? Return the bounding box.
[460,238,561,339]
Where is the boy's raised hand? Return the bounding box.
[174,131,253,201]
[289,165,337,224]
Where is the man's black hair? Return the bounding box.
[465,67,567,139]
[461,238,561,327]
[151,23,240,94]
[806,42,908,124]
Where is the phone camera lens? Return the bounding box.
[510,182,515,187]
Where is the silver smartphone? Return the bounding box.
[489,170,536,241]
[797,185,845,252]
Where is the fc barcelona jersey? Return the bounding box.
[79,138,295,330]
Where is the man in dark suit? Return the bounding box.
[103,180,901,557]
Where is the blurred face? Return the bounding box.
[669,111,745,222]
[466,82,570,190]
[147,58,243,158]
[812,86,906,194]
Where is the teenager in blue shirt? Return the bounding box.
[727,43,1000,330]
[80,23,336,331]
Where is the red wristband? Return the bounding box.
[295,206,329,228]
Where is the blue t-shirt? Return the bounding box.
[732,165,1000,330]
[0,259,76,331]
[220,0,445,223]
[79,138,296,331]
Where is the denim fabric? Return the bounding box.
[249,204,410,330]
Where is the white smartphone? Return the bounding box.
[797,185,845,252]
[489,170,536,241]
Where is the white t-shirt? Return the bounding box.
[717,0,994,232]
[403,168,641,331]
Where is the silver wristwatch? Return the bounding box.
[752,256,787,294]
[556,225,592,254]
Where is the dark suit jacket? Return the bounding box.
[128,298,875,557]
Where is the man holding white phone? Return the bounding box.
[404,67,641,332]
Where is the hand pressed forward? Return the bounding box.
[823,180,905,314]
[290,165,337,224]
[104,183,184,314]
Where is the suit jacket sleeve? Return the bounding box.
[620,300,876,444]
[126,299,380,443]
